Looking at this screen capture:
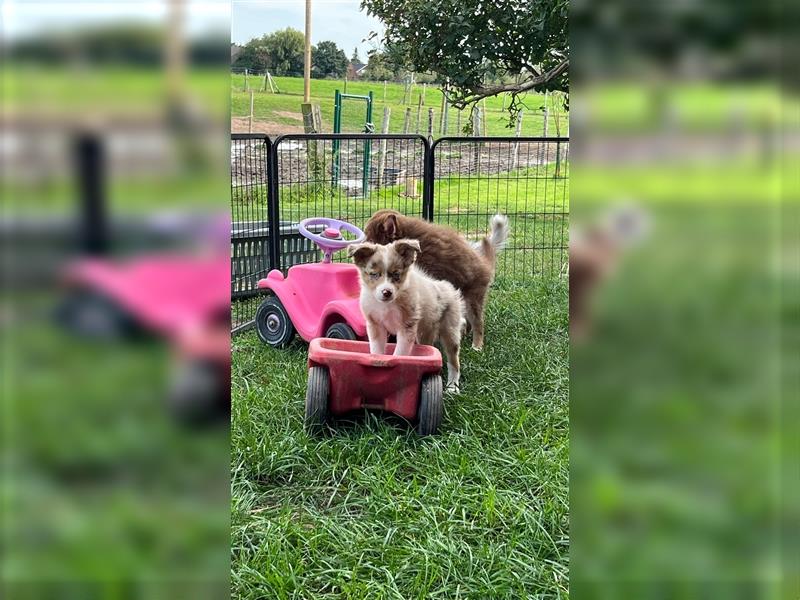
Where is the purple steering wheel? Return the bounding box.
[298,217,366,263]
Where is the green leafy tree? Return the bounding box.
[263,28,305,75]
[312,40,348,78]
[361,52,396,80]
[233,28,304,75]
[361,0,568,118]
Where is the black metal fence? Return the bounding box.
[231,134,270,331]
[231,133,569,332]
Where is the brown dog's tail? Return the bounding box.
[474,214,509,267]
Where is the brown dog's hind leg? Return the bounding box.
[464,290,487,351]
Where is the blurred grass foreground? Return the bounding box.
[2,1,231,593]
[570,1,795,597]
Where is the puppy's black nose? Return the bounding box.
[381,289,393,299]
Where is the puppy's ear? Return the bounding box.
[348,243,378,266]
[393,238,421,266]
[384,213,398,238]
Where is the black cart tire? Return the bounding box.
[305,366,330,434]
[255,295,295,347]
[168,359,228,424]
[417,374,443,436]
[56,289,136,340]
[325,322,357,340]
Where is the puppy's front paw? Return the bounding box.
[445,382,460,395]
[471,343,483,352]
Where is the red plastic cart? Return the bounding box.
[305,338,444,435]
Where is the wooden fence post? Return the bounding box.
[471,108,481,171]
[403,107,411,133]
[383,80,387,104]
[248,90,254,133]
[511,110,523,170]
[244,68,248,91]
[543,90,550,138]
[439,92,447,134]
[415,94,423,133]
[427,107,434,141]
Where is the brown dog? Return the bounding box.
[365,209,509,350]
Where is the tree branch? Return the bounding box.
[447,58,569,109]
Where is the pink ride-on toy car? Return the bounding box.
[255,217,368,347]
[306,338,444,436]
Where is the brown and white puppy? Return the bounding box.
[365,209,508,350]
[349,239,464,392]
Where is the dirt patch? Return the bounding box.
[274,110,304,122]
[231,117,304,136]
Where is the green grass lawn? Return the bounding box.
[3,297,230,584]
[231,75,569,138]
[231,278,569,598]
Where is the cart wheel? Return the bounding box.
[168,359,228,424]
[416,374,443,436]
[56,289,137,340]
[305,366,330,434]
[255,295,295,347]
[325,322,356,340]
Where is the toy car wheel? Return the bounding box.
[305,366,330,434]
[416,374,443,436]
[255,295,295,347]
[56,289,137,340]
[168,359,229,424]
[325,322,356,340]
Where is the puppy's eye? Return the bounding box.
[369,271,381,280]
[389,271,401,282]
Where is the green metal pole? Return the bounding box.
[333,89,341,184]
[363,91,373,198]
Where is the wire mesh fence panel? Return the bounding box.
[432,137,569,282]
[231,134,271,332]
[272,134,428,270]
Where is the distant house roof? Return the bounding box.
[350,61,367,73]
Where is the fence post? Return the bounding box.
[248,90,254,133]
[482,98,488,136]
[456,110,462,133]
[543,90,550,138]
[439,92,447,134]
[403,107,411,133]
[267,140,280,272]
[427,107,434,141]
[74,133,109,255]
[377,107,391,187]
[362,90,374,198]
[383,80,387,104]
[423,138,434,221]
[333,89,341,183]
[262,72,267,92]
[511,110,523,170]
[415,94,422,133]
[344,75,348,94]
[471,108,481,171]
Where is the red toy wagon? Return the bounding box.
[305,338,444,436]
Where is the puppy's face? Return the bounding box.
[349,239,420,303]
[365,210,402,245]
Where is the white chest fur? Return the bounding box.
[360,292,405,334]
